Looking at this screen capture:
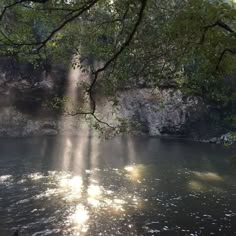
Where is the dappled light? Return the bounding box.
[15,169,143,234]
[59,175,83,201]
[188,170,225,193]
[87,184,102,197]
[191,171,224,182]
[124,164,145,183]
[69,204,90,227]
[0,175,12,183]
[1,138,236,235]
[188,180,207,192]
[28,172,44,181]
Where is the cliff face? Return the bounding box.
[0,89,202,137]
[119,89,205,137]
[0,59,231,140]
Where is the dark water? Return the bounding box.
[0,136,236,236]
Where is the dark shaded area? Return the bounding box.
[0,57,68,116]
[13,230,19,236]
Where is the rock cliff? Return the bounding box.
[0,58,232,140]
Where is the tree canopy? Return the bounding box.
[0,0,235,127]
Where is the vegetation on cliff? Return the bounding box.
[0,0,235,127]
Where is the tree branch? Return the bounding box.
[69,0,147,128]
[87,0,147,99]
[0,0,49,21]
[36,0,99,51]
[95,0,147,75]
[200,20,235,44]
[0,0,99,51]
[0,0,148,129]
[216,48,236,70]
[0,0,25,21]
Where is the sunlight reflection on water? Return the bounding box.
[1,153,236,235]
[13,167,143,235]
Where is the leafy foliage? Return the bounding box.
[0,0,235,129]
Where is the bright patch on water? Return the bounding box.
[0,137,236,235]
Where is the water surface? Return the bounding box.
[0,136,235,235]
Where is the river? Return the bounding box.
[0,136,235,235]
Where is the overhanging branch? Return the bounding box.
[0,0,49,21]
[200,19,235,44]
[216,48,236,70]
[0,0,148,129]
[0,0,99,51]
[70,0,147,128]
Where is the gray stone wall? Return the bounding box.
[0,58,232,141]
